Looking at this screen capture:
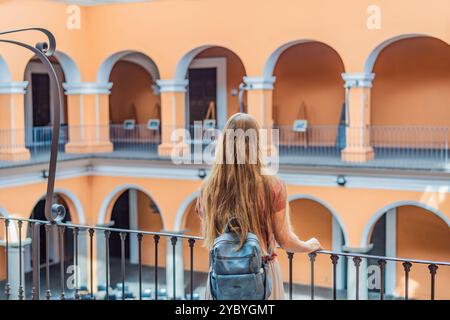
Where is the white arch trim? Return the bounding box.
[360,200,450,247]
[263,39,317,81]
[0,55,12,82]
[53,51,81,83]
[288,194,350,246]
[173,191,199,231]
[173,45,213,82]
[0,207,9,218]
[363,33,450,73]
[97,184,165,228]
[96,50,160,84]
[29,188,86,224]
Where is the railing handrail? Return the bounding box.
[0,216,203,241]
[316,250,450,267]
[1,216,448,266]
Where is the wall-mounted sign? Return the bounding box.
[293,119,308,132]
[123,119,136,130]
[147,119,160,130]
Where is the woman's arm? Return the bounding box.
[273,207,323,253]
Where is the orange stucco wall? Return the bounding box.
[396,206,450,300]
[273,42,345,127]
[109,61,161,125]
[277,199,333,287]
[136,191,166,267]
[372,37,450,127]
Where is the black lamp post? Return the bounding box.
[0,28,65,223]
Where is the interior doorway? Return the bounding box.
[188,68,217,126]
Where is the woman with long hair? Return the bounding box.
[196,113,322,300]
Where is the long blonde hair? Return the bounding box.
[201,113,276,252]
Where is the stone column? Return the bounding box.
[156,79,189,158]
[341,73,375,162]
[165,231,186,299]
[0,239,31,300]
[0,82,30,161]
[243,76,275,128]
[63,82,113,154]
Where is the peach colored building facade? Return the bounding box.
[0,0,449,300]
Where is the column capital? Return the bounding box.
[156,79,189,93]
[160,229,188,236]
[342,72,375,88]
[243,76,276,90]
[342,244,374,253]
[63,82,113,95]
[0,81,28,94]
[0,238,32,248]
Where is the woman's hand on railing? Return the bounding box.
[305,237,323,252]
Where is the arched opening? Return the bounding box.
[23,194,75,297]
[100,52,161,154]
[365,204,450,300]
[104,188,165,299]
[370,36,450,153]
[23,51,80,154]
[176,46,247,131]
[277,197,347,299]
[269,41,346,152]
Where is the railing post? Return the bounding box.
[153,235,160,300]
[402,261,412,300]
[74,227,80,300]
[188,238,196,300]
[137,233,143,300]
[330,254,339,300]
[45,224,52,300]
[353,256,362,300]
[104,230,111,300]
[120,232,127,300]
[58,225,65,300]
[428,264,438,300]
[378,259,386,300]
[308,252,316,300]
[17,220,24,300]
[170,236,178,300]
[287,252,294,300]
[88,228,95,300]
[4,219,11,300]
[31,222,41,300]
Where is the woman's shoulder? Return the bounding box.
[266,175,286,192]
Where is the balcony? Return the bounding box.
[0,215,448,300]
[0,125,449,171]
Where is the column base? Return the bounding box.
[65,141,113,154]
[341,146,374,163]
[158,142,190,159]
[0,147,31,162]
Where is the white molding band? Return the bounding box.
[243,76,276,90]
[156,79,189,93]
[63,82,113,95]
[0,81,29,94]
[342,72,375,88]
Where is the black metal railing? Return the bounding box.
[1,216,449,300]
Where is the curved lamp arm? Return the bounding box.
[0,27,65,222]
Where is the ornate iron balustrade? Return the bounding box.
[1,216,448,301]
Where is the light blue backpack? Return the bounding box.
[209,223,272,300]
